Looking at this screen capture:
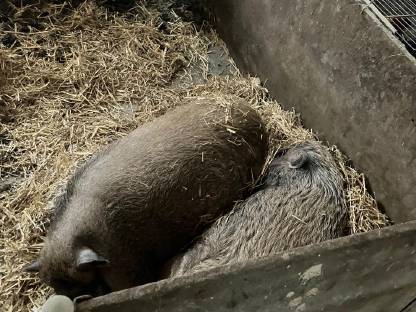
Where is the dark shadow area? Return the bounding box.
[0,0,211,28]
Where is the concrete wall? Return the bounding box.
[206,0,416,223]
[78,221,416,312]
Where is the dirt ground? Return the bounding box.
[0,1,390,310]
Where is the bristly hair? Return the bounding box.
[48,143,115,229]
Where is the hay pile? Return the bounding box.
[0,1,390,310]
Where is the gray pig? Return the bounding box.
[25,98,268,299]
[165,141,347,277]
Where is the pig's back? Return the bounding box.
[58,98,268,267]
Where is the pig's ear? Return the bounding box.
[24,260,42,273]
[76,248,109,271]
[288,152,309,169]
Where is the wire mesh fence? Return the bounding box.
[368,0,416,54]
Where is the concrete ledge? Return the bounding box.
[78,221,416,312]
[206,0,416,223]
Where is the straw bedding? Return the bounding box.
[0,1,390,310]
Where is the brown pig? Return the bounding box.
[25,97,268,299]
